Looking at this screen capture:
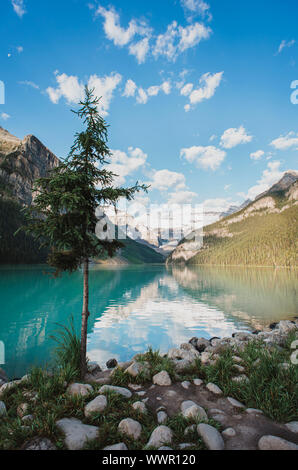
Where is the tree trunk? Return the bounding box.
[80,258,89,379]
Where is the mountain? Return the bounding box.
[220,199,251,219]
[167,170,298,267]
[0,127,59,205]
[0,127,164,265]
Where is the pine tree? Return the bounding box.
[22,87,147,377]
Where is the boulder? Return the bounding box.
[103,442,128,450]
[193,378,203,386]
[99,385,132,398]
[0,401,7,417]
[125,362,149,378]
[106,359,118,369]
[227,397,245,409]
[206,383,223,395]
[181,401,207,421]
[152,371,172,386]
[66,383,93,397]
[197,423,225,450]
[118,418,142,440]
[17,403,29,418]
[56,418,99,450]
[277,320,297,334]
[222,427,236,437]
[181,381,191,389]
[285,421,298,434]
[87,362,102,374]
[157,411,167,424]
[22,437,57,450]
[132,401,147,414]
[84,395,107,417]
[146,426,173,449]
[258,435,298,450]
[196,338,210,352]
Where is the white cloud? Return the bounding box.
[203,198,239,212]
[46,71,122,116]
[168,190,198,204]
[19,81,40,89]
[0,113,11,121]
[250,150,264,160]
[88,73,122,116]
[245,161,283,200]
[153,21,211,61]
[96,6,139,46]
[107,147,148,186]
[184,72,223,110]
[277,39,295,54]
[180,0,211,19]
[122,79,137,97]
[270,132,298,150]
[11,0,26,17]
[180,83,193,96]
[220,125,252,149]
[129,37,150,64]
[181,145,226,170]
[224,184,231,191]
[136,88,148,104]
[148,169,186,192]
[123,80,171,105]
[17,46,23,53]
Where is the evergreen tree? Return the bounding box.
[22,87,147,377]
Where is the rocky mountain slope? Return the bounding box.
[167,171,298,267]
[0,127,164,265]
[0,127,59,205]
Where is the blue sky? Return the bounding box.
[1,0,298,212]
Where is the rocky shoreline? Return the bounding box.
[0,319,297,451]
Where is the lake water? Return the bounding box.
[0,264,297,378]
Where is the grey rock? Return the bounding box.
[128,383,142,391]
[181,380,191,389]
[232,356,243,363]
[0,379,21,397]
[22,414,34,422]
[157,411,168,424]
[146,426,173,449]
[196,338,210,352]
[118,418,142,440]
[285,421,298,434]
[125,362,149,378]
[56,418,99,450]
[106,359,118,369]
[103,442,128,450]
[158,446,173,450]
[0,401,7,417]
[227,397,245,409]
[245,408,263,415]
[132,401,147,414]
[153,371,172,386]
[17,402,29,418]
[206,382,223,395]
[197,423,225,450]
[193,378,203,386]
[66,383,93,397]
[23,437,57,451]
[222,427,236,437]
[87,362,102,374]
[181,401,208,421]
[179,443,193,449]
[258,435,298,450]
[277,320,297,334]
[99,385,132,398]
[84,395,107,417]
[232,375,249,383]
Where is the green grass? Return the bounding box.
[50,317,81,381]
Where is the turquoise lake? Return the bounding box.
[0,264,297,378]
